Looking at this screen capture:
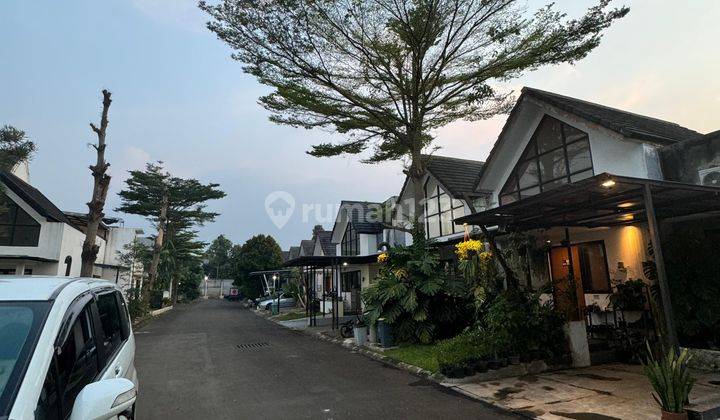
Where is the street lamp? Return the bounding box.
[204,275,209,299]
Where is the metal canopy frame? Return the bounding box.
[456,172,720,348]
[282,254,379,329]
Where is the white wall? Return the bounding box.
[480,98,666,205]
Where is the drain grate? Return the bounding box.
[236,342,270,350]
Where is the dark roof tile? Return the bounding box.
[422,154,484,197]
[0,171,73,225]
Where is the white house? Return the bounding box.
[0,168,144,292]
[457,87,720,363]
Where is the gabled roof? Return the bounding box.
[330,200,384,243]
[422,154,484,197]
[299,240,315,256]
[0,170,73,225]
[288,246,301,260]
[523,87,702,144]
[474,87,705,192]
[280,250,290,262]
[314,230,336,256]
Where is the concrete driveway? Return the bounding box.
[134,299,517,419]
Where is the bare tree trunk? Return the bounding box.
[143,193,168,306]
[80,90,112,278]
[408,145,426,232]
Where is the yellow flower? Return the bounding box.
[377,252,389,263]
[455,239,484,261]
[393,268,408,279]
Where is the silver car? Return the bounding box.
[257,294,296,311]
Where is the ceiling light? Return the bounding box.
[618,202,636,208]
[620,214,634,221]
[601,179,616,188]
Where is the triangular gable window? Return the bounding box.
[499,116,594,206]
[0,196,41,246]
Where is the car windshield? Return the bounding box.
[0,301,51,416]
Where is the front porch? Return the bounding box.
[457,172,720,363]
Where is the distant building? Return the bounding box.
[0,167,144,293]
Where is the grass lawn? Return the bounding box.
[272,310,308,321]
[384,344,440,373]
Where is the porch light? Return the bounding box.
[272,274,278,281]
[619,214,634,221]
[601,179,616,188]
[342,262,348,267]
[617,202,636,208]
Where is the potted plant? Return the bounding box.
[353,316,368,346]
[609,279,647,324]
[642,344,695,420]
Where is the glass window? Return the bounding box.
[0,197,41,247]
[426,214,440,238]
[36,359,60,420]
[566,138,592,173]
[439,194,451,212]
[578,242,611,293]
[341,222,358,256]
[535,117,564,153]
[56,304,99,419]
[517,160,540,189]
[538,148,567,182]
[425,196,438,215]
[440,212,454,237]
[96,293,122,358]
[0,302,51,416]
[498,116,593,205]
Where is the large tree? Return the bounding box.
[230,235,283,298]
[201,0,628,223]
[80,90,113,277]
[116,162,226,305]
[204,234,234,279]
[0,125,36,212]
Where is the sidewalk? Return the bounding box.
[445,363,720,420]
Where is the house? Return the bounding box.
[0,168,144,293]
[456,87,720,364]
[395,154,486,261]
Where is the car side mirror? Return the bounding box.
[70,378,136,420]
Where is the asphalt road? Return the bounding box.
[134,299,517,419]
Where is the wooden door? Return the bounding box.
[549,246,586,321]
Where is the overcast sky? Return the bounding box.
[1,0,719,250]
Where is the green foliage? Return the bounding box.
[662,225,720,348]
[127,294,149,321]
[116,162,226,232]
[201,0,627,167]
[363,226,472,344]
[642,344,695,413]
[230,234,283,298]
[0,125,35,172]
[609,278,647,311]
[204,235,234,278]
[482,289,566,358]
[435,330,487,371]
[384,344,441,373]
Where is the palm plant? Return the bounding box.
[642,343,695,415]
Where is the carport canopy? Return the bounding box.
[455,172,720,350]
[455,172,720,230]
[282,254,380,268]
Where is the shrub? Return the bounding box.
[363,225,473,344]
[435,330,488,377]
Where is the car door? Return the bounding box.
[36,295,100,419]
[93,289,137,388]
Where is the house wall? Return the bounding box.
[480,98,666,204]
[660,133,720,184]
[530,224,649,310]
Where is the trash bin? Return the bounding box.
[271,302,280,315]
[377,318,394,347]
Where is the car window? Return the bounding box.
[96,292,123,357]
[0,302,51,418]
[35,359,60,420]
[114,292,131,341]
[56,303,99,419]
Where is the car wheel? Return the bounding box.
[265,303,272,311]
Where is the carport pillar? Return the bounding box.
[643,184,679,349]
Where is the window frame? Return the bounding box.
[424,178,465,239]
[0,196,41,247]
[499,116,595,206]
[94,291,124,364]
[341,222,359,256]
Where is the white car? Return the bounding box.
[257,294,296,311]
[1,277,138,420]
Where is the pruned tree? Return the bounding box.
[0,125,36,211]
[80,90,113,277]
[200,0,628,225]
[116,162,226,306]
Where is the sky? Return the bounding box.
[1,0,719,250]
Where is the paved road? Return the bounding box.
[134,299,517,419]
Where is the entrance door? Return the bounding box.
[549,246,586,321]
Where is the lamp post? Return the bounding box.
[272,273,279,315]
[204,275,209,299]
